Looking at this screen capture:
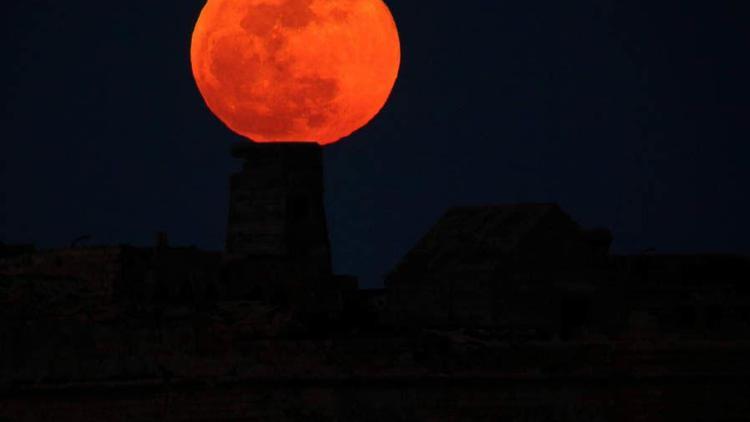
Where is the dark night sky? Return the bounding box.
[2,0,749,287]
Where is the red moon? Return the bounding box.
[191,0,401,145]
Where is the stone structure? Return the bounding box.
[0,246,141,300]
[609,253,750,339]
[226,142,331,265]
[386,204,750,342]
[386,204,607,331]
[0,242,221,306]
[223,142,351,313]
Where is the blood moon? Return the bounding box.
[191,0,400,145]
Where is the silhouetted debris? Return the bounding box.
[0,243,35,260]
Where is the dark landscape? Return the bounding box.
[2,0,750,420]
[2,142,750,420]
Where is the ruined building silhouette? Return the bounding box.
[1,145,750,421]
[222,143,353,314]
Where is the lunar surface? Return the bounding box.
[191,0,401,145]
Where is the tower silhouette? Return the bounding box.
[224,142,333,304]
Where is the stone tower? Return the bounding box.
[224,142,333,304]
